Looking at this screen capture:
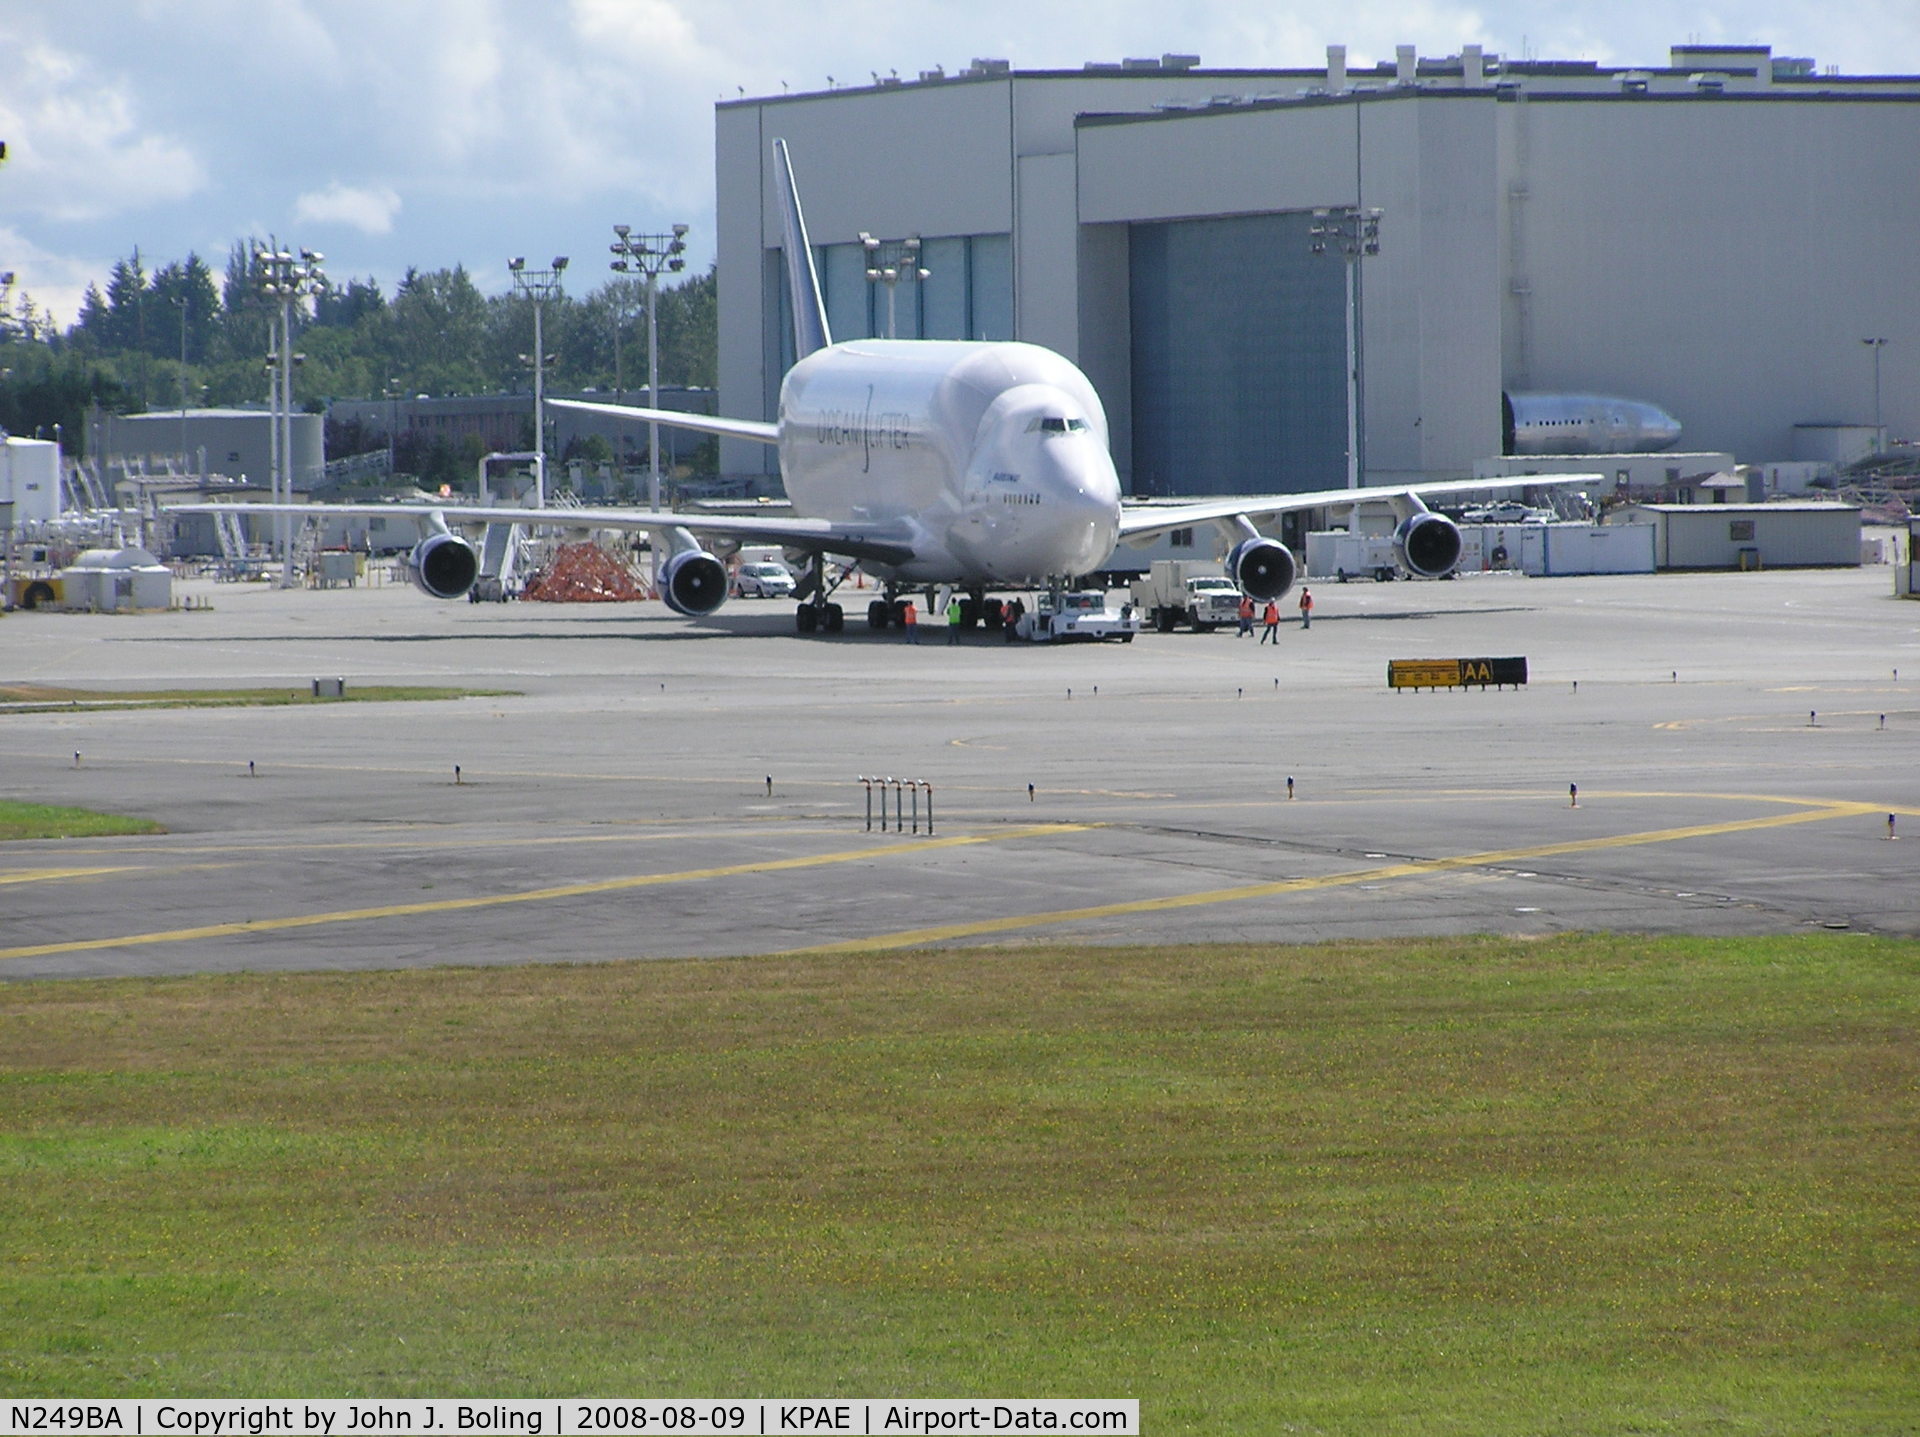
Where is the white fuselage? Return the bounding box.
[778,339,1122,584]
[1506,391,1683,456]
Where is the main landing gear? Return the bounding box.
[793,554,846,634]
[795,601,844,634]
[863,587,1007,633]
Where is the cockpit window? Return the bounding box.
[1026,416,1089,434]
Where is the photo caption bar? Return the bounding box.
[0,1400,1139,1437]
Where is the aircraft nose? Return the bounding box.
[1035,445,1121,569]
[1039,445,1117,513]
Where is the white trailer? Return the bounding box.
[1306,530,1401,582]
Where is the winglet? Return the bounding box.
[773,138,832,359]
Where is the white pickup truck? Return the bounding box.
[1129,561,1243,632]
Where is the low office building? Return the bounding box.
[1610,503,1862,569]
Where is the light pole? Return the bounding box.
[383,378,401,476]
[174,291,191,471]
[859,233,929,339]
[508,256,569,507]
[1310,206,1383,489]
[1862,337,1888,445]
[254,243,325,583]
[609,224,688,524]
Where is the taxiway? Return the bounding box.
[2,566,1915,979]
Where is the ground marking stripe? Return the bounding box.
[0,866,140,887]
[0,825,1089,962]
[782,800,1884,955]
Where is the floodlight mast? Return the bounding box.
[608,224,689,538]
[253,241,325,583]
[508,256,567,506]
[1310,207,1382,490]
[859,232,930,339]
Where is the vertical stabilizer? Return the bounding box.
[773,138,832,359]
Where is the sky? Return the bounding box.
[2,0,1916,332]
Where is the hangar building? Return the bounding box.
[716,44,1920,496]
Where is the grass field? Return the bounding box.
[0,800,165,841]
[0,684,507,713]
[1,935,1914,1430]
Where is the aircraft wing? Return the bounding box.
[1115,474,1597,541]
[168,500,918,567]
[547,398,779,446]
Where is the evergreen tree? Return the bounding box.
[147,254,221,364]
[103,250,149,354]
[314,276,386,328]
[74,283,111,348]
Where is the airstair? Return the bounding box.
[474,521,526,600]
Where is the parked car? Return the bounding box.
[733,561,796,598]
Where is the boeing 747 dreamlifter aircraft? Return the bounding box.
[181,140,1554,634]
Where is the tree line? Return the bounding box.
[0,243,717,465]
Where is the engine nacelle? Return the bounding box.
[1393,512,1464,578]
[659,548,729,615]
[407,532,479,599]
[1226,535,1297,602]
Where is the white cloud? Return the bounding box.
[0,227,113,333]
[295,182,404,235]
[0,39,207,222]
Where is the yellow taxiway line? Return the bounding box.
[781,799,1890,955]
[0,866,141,888]
[2,793,1905,965]
[0,825,1088,962]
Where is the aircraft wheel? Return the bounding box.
[796,605,818,634]
[824,603,845,633]
[868,599,891,630]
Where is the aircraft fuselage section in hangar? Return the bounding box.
[1505,391,1683,456]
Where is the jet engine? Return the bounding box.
[407,532,480,599]
[659,548,730,615]
[1226,535,1298,602]
[1393,512,1463,578]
